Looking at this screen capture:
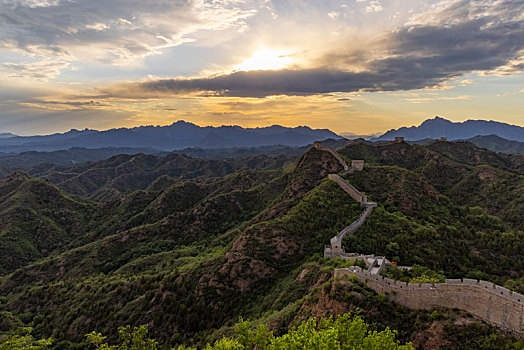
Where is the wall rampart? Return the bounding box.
[335,267,524,335]
[325,146,523,335]
[318,146,349,171]
[328,174,366,203]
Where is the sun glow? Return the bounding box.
[234,48,293,71]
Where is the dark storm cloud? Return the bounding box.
[130,67,448,98]
[112,0,524,98]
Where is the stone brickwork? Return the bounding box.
[325,173,377,259]
[314,142,350,171]
[351,160,364,171]
[335,267,524,335]
[319,144,524,335]
[328,174,367,203]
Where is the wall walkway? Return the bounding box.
[314,144,524,335]
[316,145,349,172]
[335,267,524,335]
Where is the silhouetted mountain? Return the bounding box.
[377,116,524,141]
[466,134,524,154]
[0,121,340,153]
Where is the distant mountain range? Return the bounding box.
[0,121,339,153]
[377,116,524,142]
[0,139,351,180]
[2,117,524,156]
[339,131,382,140]
[0,133,16,139]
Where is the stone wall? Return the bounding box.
[325,173,376,258]
[322,145,524,335]
[328,174,366,203]
[318,147,349,171]
[335,267,524,335]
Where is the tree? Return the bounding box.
[0,328,53,350]
[86,325,157,350]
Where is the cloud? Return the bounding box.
[101,0,524,98]
[19,99,109,111]
[102,66,450,98]
[0,0,255,67]
[366,1,383,13]
[2,60,70,80]
[404,95,473,104]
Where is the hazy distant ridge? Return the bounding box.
[0,133,16,139]
[377,117,524,142]
[0,121,339,153]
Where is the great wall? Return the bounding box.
[314,141,524,335]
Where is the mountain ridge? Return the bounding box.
[377,116,524,142]
[466,134,524,154]
[0,121,340,153]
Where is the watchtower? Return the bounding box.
[330,237,343,253]
[351,160,364,171]
[395,136,405,143]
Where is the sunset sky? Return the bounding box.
[0,0,523,136]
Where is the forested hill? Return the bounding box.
[1,140,523,349]
[467,134,524,154]
[0,139,348,181]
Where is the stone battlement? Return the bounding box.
[328,174,367,203]
[335,267,524,335]
[320,144,524,335]
[325,172,376,259]
[314,142,349,171]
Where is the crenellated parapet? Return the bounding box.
[322,142,524,336]
[314,142,350,172]
[316,144,377,261]
[335,267,524,335]
[328,174,368,204]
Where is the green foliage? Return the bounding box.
[86,325,157,350]
[444,322,524,349]
[383,265,445,284]
[0,328,52,350]
[504,275,524,294]
[1,141,524,349]
[179,314,413,350]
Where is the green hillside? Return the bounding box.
[40,153,292,201]
[1,142,523,349]
[467,134,524,155]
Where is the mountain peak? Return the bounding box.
[1,171,31,184]
[377,117,524,142]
